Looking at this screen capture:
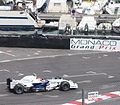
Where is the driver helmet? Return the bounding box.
[32,73,37,76]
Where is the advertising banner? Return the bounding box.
[70,38,120,52]
[88,91,99,101]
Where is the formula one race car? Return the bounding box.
[6,75,78,94]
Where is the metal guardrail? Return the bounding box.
[38,13,120,23]
[0,33,120,49]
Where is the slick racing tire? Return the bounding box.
[59,81,70,91]
[6,78,12,90]
[14,84,24,94]
[6,78,12,86]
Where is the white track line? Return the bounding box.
[63,73,107,78]
[0,82,6,85]
[0,51,3,53]
[0,51,15,57]
[42,70,52,73]
[3,52,16,57]
[77,80,92,84]
[0,69,10,72]
[0,52,106,63]
[0,94,8,97]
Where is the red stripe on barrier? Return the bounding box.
[69,101,83,105]
[102,93,119,98]
[96,98,104,101]
[62,91,120,105]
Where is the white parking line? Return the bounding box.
[63,72,107,78]
[0,51,3,53]
[108,75,115,78]
[0,60,11,62]
[42,70,52,73]
[3,52,16,57]
[18,73,24,76]
[0,94,8,97]
[77,80,92,84]
[0,69,10,72]
[0,82,6,85]
[0,52,106,63]
[86,71,96,74]
[82,56,90,59]
[37,51,41,53]
[0,51,15,57]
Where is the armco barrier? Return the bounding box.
[0,35,120,49]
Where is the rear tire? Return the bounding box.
[6,78,12,91]
[59,81,70,91]
[14,84,24,94]
[6,78,12,88]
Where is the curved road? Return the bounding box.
[0,48,120,105]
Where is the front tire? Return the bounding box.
[59,81,70,91]
[14,84,24,94]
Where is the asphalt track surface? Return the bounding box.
[0,47,120,105]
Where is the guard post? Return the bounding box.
[82,89,84,105]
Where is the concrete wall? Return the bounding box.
[0,36,69,49]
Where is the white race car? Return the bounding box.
[7,75,78,94]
